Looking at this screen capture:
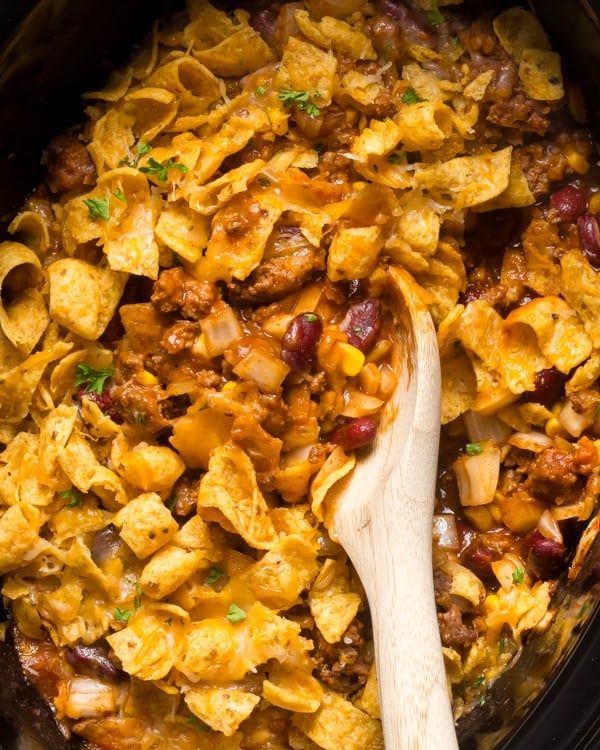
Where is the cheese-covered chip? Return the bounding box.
[519,48,564,101]
[263,662,323,713]
[310,447,355,523]
[560,249,600,348]
[309,558,361,643]
[294,10,376,61]
[327,226,383,282]
[353,664,380,719]
[493,7,550,60]
[395,101,453,151]
[107,613,179,680]
[276,37,337,107]
[184,688,260,736]
[48,259,127,340]
[292,692,383,750]
[193,26,275,77]
[115,444,185,493]
[197,443,278,549]
[140,546,206,599]
[0,503,43,574]
[115,493,178,558]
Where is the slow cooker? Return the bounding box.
[0,1,599,748]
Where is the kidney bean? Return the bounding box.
[524,367,567,408]
[66,644,126,683]
[328,417,378,451]
[248,7,278,46]
[550,183,587,222]
[578,213,600,269]
[90,525,121,565]
[586,560,600,586]
[281,312,323,372]
[463,542,498,584]
[522,530,566,580]
[340,299,381,353]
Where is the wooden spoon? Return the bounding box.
[330,266,458,749]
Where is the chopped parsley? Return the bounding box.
[594,403,600,420]
[427,1,445,26]
[387,151,405,165]
[258,176,271,187]
[136,142,152,156]
[112,188,126,202]
[114,608,132,623]
[139,157,189,182]
[134,583,142,610]
[83,197,109,220]
[450,35,459,48]
[402,87,424,105]
[74,363,113,394]
[59,488,81,508]
[478,695,486,707]
[133,410,146,425]
[119,141,152,168]
[499,636,506,654]
[186,716,209,732]
[465,442,483,456]
[304,313,318,322]
[226,602,247,623]
[255,85,267,96]
[512,567,525,585]
[206,567,223,585]
[472,675,485,689]
[278,89,322,118]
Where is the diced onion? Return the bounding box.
[233,349,290,393]
[491,553,525,591]
[464,411,512,445]
[432,514,459,550]
[537,509,564,545]
[453,448,500,507]
[509,431,553,453]
[65,677,116,719]
[201,305,242,357]
[558,400,589,438]
[341,389,384,417]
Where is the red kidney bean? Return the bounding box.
[248,7,278,46]
[523,367,567,408]
[281,312,323,372]
[90,525,121,565]
[66,644,126,682]
[340,299,381,353]
[550,184,587,222]
[578,213,600,269]
[328,417,378,451]
[522,530,566,580]
[463,543,498,584]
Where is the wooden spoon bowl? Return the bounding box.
[330,266,458,749]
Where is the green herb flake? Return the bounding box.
[136,142,152,156]
[303,313,318,322]
[278,89,321,118]
[465,442,483,456]
[478,695,486,707]
[226,602,247,623]
[578,602,590,618]
[512,567,525,585]
[134,583,143,610]
[166,495,178,512]
[427,2,445,26]
[140,157,189,182]
[499,636,506,654]
[186,716,209,732]
[472,675,485,689]
[450,35,459,47]
[83,197,109,220]
[594,403,600,420]
[133,410,146,425]
[59,488,81,508]
[112,188,126,202]
[114,608,132,623]
[401,87,424,105]
[255,85,267,96]
[387,151,405,165]
[206,567,223,585]
[258,176,271,188]
[74,363,113,395]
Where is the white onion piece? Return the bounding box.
[453,448,500,507]
[201,305,242,357]
[492,553,525,591]
[537,509,564,545]
[284,444,316,465]
[464,411,512,445]
[233,349,290,393]
[341,389,384,418]
[558,401,589,437]
[432,514,460,550]
[509,431,553,453]
[65,677,116,719]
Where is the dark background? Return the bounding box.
[0,1,599,748]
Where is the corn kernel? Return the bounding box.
[484,594,500,612]
[589,193,600,214]
[336,343,365,377]
[565,148,589,175]
[488,503,502,523]
[221,381,236,392]
[352,181,368,191]
[358,363,381,396]
[545,417,563,437]
[137,370,158,387]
